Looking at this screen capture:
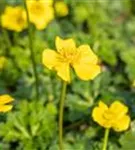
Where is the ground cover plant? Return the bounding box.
[0,0,135,150]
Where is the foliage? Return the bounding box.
[0,101,57,150]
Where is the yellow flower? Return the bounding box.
[1,6,27,32]
[132,80,135,87]
[55,1,69,17]
[42,36,101,82]
[92,101,130,132]
[0,95,14,112]
[0,56,7,70]
[26,0,54,30]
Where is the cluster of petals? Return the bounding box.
[26,0,54,30]
[42,36,101,82]
[1,6,27,32]
[92,101,130,132]
[0,95,14,112]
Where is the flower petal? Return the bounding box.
[110,101,128,118]
[113,115,130,132]
[98,101,108,110]
[42,49,58,70]
[0,105,13,112]
[34,19,48,30]
[0,95,14,105]
[92,101,108,127]
[73,45,100,80]
[73,63,101,80]
[34,7,54,30]
[77,45,99,64]
[55,36,76,53]
[55,62,70,82]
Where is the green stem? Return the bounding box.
[23,0,39,100]
[59,81,67,150]
[102,128,110,150]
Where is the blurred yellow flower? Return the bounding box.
[1,6,27,32]
[55,1,69,17]
[42,36,101,82]
[92,101,130,132]
[26,0,54,30]
[0,95,14,112]
[132,80,135,87]
[0,56,7,70]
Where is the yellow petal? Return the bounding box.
[55,36,76,53]
[73,45,101,80]
[42,49,58,70]
[0,95,14,105]
[34,19,48,30]
[34,9,54,30]
[0,105,13,112]
[113,115,130,132]
[92,101,108,127]
[55,62,70,82]
[73,63,101,80]
[110,101,128,119]
[98,101,108,110]
[77,45,99,64]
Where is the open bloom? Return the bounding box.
[1,6,27,32]
[42,36,101,82]
[26,0,54,30]
[0,95,14,112]
[92,101,130,132]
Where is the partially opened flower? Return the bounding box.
[0,95,14,112]
[26,0,54,30]
[42,36,101,82]
[55,1,69,17]
[92,101,130,132]
[1,6,27,32]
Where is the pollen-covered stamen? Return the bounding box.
[103,110,115,120]
[58,48,78,64]
[16,16,25,25]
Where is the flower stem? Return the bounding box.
[23,0,39,100]
[102,128,110,150]
[59,81,67,150]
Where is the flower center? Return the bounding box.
[30,3,45,15]
[58,49,78,64]
[16,16,25,25]
[103,110,115,120]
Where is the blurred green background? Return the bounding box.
[0,0,135,149]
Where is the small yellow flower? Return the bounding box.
[1,6,27,32]
[92,101,130,132]
[132,80,135,87]
[0,95,14,112]
[26,0,54,30]
[55,1,69,17]
[42,36,101,82]
[0,56,7,70]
